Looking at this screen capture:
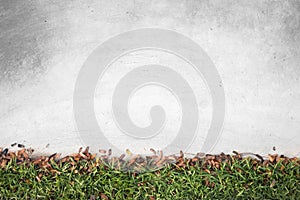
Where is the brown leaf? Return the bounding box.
[89,195,96,200]
[100,193,109,200]
[268,154,275,162]
[149,196,156,200]
[0,159,8,168]
[177,161,185,167]
[179,150,184,158]
[83,146,89,155]
[126,149,132,156]
[35,176,41,182]
[49,153,57,160]
[155,151,163,163]
[270,179,276,188]
[99,149,106,154]
[79,152,87,159]
[90,153,97,160]
[128,155,139,166]
[156,156,166,166]
[150,148,156,155]
[118,154,125,160]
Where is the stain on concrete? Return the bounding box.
[0,1,49,87]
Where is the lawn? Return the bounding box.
[0,147,299,199]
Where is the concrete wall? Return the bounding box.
[0,0,299,156]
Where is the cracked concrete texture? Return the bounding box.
[0,0,299,156]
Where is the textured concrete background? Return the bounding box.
[0,0,299,156]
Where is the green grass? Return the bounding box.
[0,156,299,199]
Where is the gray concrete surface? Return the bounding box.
[0,0,300,157]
